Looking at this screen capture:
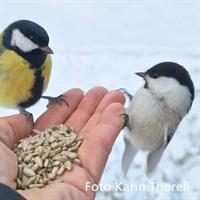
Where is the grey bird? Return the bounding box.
[121,62,194,176]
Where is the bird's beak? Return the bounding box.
[135,72,146,79]
[40,46,54,54]
[135,72,149,88]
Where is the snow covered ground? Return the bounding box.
[0,1,199,199]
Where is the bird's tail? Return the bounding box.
[146,143,166,176]
[121,135,138,177]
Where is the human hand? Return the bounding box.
[0,87,125,200]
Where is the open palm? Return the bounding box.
[0,87,125,200]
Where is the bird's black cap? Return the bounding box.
[3,19,49,48]
[146,62,195,101]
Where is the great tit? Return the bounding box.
[121,62,194,176]
[0,20,66,117]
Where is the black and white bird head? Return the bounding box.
[2,20,53,69]
[135,62,194,116]
[2,19,53,55]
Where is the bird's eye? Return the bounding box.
[151,73,159,78]
[29,36,34,40]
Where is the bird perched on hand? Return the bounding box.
[121,62,194,176]
[0,20,66,117]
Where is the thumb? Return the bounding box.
[0,114,33,148]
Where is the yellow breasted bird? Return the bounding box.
[0,20,66,117]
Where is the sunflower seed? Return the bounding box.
[14,124,82,190]
[27,162,34,168]
[32,129,41,135]
[42,151,50,160]
[49,136,56,143]
[73,159,81,166]
[52,161,61,166]
[52,155,68,162]
[51,142,59,149]
[31,164,39,172]
[26,176,36,186]
[29,183,44,188]
[44,159,49,167]
[16,178,22,188]
[23,168,36,177]
[61,151,78,160]
[65,160,72,171]
[21,174,29,187]
[51,166,59,176]
[24,153,34,162]
[54,147,62,154]
[39,178,44,184]
[57,164,66,176]
[34,175,40,184]
[18,165,23,179]
[43,177,49,183]
[34,156,43,168]
[47,173,54,180]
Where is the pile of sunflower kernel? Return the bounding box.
[13,124,82,189]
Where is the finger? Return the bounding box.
[80,90,125,137]
[65,86,108,132]
[18,181,90,200]
[96,90,125,112]
[58,165,95,198]
[34,88,84,130]
[78,103,125,183]
[0,114,33,148]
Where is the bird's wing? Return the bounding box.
[146,130,176,176]
[146,144,166,176]
[121,134,138,177]
[0,33,5,55]
[42,54,52,93]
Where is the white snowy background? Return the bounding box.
[0,0,199,199]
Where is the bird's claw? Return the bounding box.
[120,113,131,129]
[18,108,34,121]
[42,95,68,108]
[117,88,133,101]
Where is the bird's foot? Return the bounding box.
[118,88,133,101]
[119,113,131,129]
[18,107,33,121]
[42,95,68,108]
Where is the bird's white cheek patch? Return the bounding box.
[11,29,39,52]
